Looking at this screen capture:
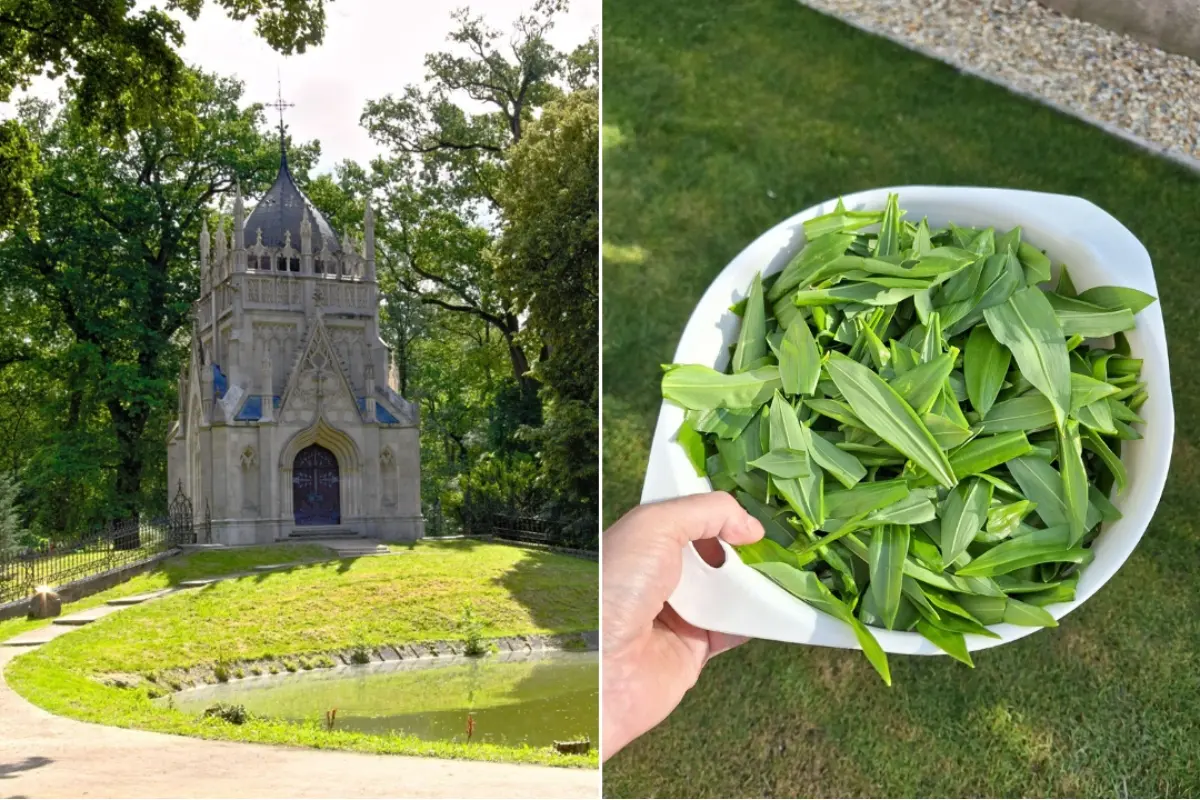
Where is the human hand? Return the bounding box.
[601,491,765,760]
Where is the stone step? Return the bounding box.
[285,527,363,540]
[52,606,122,626]
[106,589,175,606]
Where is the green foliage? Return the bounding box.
[349,646,371,665]
[498,88,599,536]
[459,602,487,657]
[203,702,251,725]
[0,0,328,232]
[0,71,318,532]
[0,472,25,553]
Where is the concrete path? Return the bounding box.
[0,567,597,799]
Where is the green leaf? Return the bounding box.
[1017,241,1052,284]
[868,525,909,629]
[1046,293,1136,338]
[793,282,927,307]
[1083,430,1127,493]
[776,317,821,395]
[980,394,1057,434]
[955,526,1088,577]
[913,432,1032,487]
[768,233,856,301]
[825,479,909,520]
[874,192,902,257]
[747,448,811,479]
[984,499,1036,541]
[964,325,1011,417]
[824,351,957,488]
[751,561,891,685]
[1058,420,1090,545]
[736,537,814,569]
[956,594,1008,626]
[939,478,992,564]
[1003,597,1059,627]
[806,431,867,489]
[736,491,797,547]
[662,364,781,409]
[768,394,823,531]
[688,407,759,439]
[1074,286,1157,315]
[982,287,1071,426]
[802,208,884,241]
[1070,372,1120,411]
[889,351,956,414]
[1007,457,1070,527]
[676,419,707,477]
[732,273,767,373]
[917,619,974,666]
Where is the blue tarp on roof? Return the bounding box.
[357,397,400,424]
[235,395,281,421]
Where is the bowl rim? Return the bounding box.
[643,185,1175,655]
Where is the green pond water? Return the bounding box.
[170,650,598,747]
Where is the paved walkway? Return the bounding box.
[0,557,597,799]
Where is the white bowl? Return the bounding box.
[641,186,1173,656]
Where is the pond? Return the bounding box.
[169,650,598,748]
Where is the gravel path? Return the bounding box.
[798,0,1200,169]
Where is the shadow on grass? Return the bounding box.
[490,547,598,636]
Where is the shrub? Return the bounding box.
[283,660,297,672]
[203,703,251,725]
[213,662,230,683]
[459,603,488,657]
[349,646,371,665]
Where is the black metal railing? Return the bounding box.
[0,484,197,606]
[491,514,556,545]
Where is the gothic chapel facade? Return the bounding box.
[167,149,423,544]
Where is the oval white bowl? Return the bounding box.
[641,186,1174,656]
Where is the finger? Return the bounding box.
[633,491,765,548]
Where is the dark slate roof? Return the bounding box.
[243,152,341,254]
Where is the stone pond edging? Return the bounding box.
[100,631,601,695]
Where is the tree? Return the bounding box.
[498,87,598,534]
[0,0,329,229]
[0,70,318,522]
[0,472,24,553]
[359,1,593,409]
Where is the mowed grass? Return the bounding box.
[6,540,598,767]
[603,0,1200,796]
[0,544,332,644]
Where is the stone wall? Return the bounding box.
[1042,0,1200,61]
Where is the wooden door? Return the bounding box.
[292,444,340,526]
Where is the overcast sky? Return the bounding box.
[6,0,598,175]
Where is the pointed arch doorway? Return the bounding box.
[292,444,341,525]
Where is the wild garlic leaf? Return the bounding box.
[1059,420,1090,546]
[806,430,867,489]
[939,478,992,565]
[746,449,811,479]
[1002,597,1059,628]
[776,317,821,396]
[675,419,707,477]
[868,525,909,629]
[1074,286,1157,315]
[983,287,1072,426]
[916,619,974,666]
[1016,241,1052,284]
[964,324,1011,417]
[751,561,891,685]
[824,352,957,488]
[980,394,1057,434]
[889,351,956,414]
[1007,457,1070,528]
[956,526,1086,577]
[662,364,781,409]
[732,272,767,372]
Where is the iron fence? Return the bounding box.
[490,513,598,553]
[0,484,197,606]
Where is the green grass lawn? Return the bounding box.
[0,544,332,644]
[603,0,1200,796]
[6,540,598,768]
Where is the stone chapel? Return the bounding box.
[166,147,423,544]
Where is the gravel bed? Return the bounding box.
[798,0,1200,170]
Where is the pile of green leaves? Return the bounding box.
[660,194,1156,684]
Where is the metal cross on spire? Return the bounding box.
[267,71,295,165]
